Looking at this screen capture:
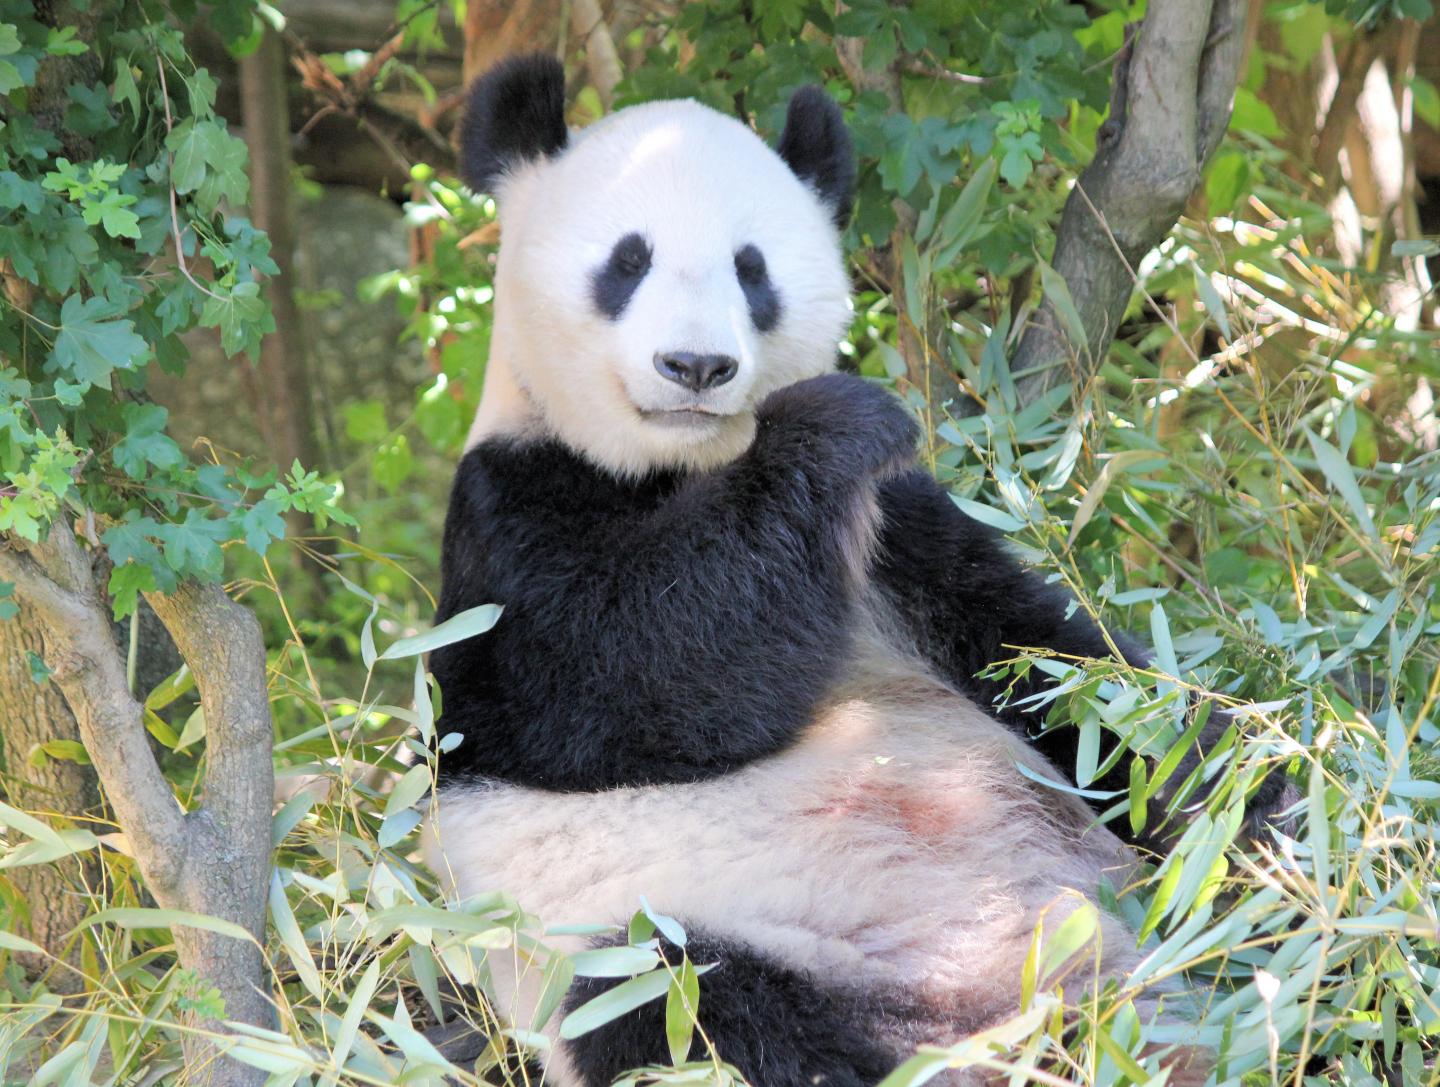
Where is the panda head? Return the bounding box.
[461,55,855,476]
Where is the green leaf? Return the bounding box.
[665,956,701,1065]
[112,403,182,479]
[1192,266,1231,341]
[1075,716,1099,787]
[31,739,91,766]
[1128,756,1147,838]
[1229,87,1281,137]
[936,157,997,252]
[0,799,67,850]
[199,280,272,358]
[269,871,323,1000]
[107,562,157,621]
[1038,261,1086,355]
[50,295,148,389]
[383,764,432,818]
[1039,899,1097,982]
[99,202,140,239]
[639,896,687,948]
[373,433,415,494]
[1205,149,1249,212]
[1304,428,1377,539]
[379,603,503,660]
[168,119,222,195]
[173,706,206,752]
[560,964,713,1040]
[570,945,662,978]
[0,929,45,956]
[950,494,1025,533]
[332,959,380,1072]
[75,907,257,945]
[1149,602,1178,678]
[239,497,286,556]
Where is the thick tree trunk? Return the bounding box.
[0,0,105,988]
[0,612,98,987]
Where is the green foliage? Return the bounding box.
[1,0,1437,1085]
[0,0,347,618]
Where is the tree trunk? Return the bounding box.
[999,0,1248,413]
[0,0,105,989]
[0,612,98,988]
[240,28,323,479]
[0,524,275,1086]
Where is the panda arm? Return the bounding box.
[872,468,1150,777]
[433,373,917,789]
[872,469,1300,843]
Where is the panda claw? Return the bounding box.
[754,373,918,477]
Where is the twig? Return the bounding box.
[153,54,230,305]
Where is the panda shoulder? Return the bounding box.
[449,437,590,520]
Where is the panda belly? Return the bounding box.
[423,672,1155,1056]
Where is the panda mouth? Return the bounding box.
[638,408,731,426]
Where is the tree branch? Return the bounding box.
[0,527,186,885]
[570,0,623,110]
[995,0,1248,413]
[3,518,276,1081]
[145,582,272,863]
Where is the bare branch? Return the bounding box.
[146,582,272,850]
[994,0,1250,413]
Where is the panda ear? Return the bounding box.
[460,53,569,194]
[776,86,855,229]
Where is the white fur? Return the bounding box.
[466,100,851,476]
[423,656,1185,1085]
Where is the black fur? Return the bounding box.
[564,931,913,1087]
[872,469,1150,787]
[459,54,568,194]
[776,86,856,228]
[431,374,917,789]
[591,232,653,320]
[734,244,781,332]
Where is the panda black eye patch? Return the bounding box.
[734,244,780,333]
[591,232,653,320]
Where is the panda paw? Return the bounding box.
[755,373,918,477]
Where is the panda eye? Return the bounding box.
[734,245,767,284]
[592,232,653,320]
[610,234,652,279]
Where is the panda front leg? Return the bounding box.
[871,468,1296,848]
[561,930,913,1087]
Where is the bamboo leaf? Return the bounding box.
[665,956,700,1065]
[75,907,256,944]
[1304,428,1377,539]
[379,603,503,660]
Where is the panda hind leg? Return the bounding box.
[561,929,909,1087]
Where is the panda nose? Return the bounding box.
[653,351,738,391]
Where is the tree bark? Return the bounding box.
[998,0,1248,412]
[0,0,105,988]
[0,524,274,1086]
[462,0,557,83]
[0,611,98,987]
[240,28,323,478]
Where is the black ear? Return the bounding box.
[776,86,855,228]
[460,54,569,194]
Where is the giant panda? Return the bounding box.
[422,54,1273,1087]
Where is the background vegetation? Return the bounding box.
[0,0,1437,1084]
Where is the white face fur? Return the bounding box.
[465,78,853,476]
